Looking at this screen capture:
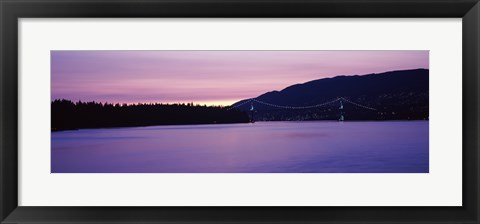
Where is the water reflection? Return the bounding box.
[51,121,429,173]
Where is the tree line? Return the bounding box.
[51,99,250,131]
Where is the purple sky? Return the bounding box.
[51,51,428,106]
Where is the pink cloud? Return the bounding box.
[51,50,429,105]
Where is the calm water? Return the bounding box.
[51,121,429,173]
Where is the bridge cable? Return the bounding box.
[227,97,377,111]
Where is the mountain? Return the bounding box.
[232,68,429,121]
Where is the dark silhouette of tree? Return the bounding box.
[52,99,250,131]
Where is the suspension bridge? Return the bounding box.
[227,97,377,121]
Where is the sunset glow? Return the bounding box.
[51,50,429,106]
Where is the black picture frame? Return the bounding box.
[1,0,479,223]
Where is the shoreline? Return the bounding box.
[51,119,429,132]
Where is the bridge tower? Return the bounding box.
[250,102,255,123]
[339,99,344,121]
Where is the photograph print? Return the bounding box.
[51,50,429,173]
